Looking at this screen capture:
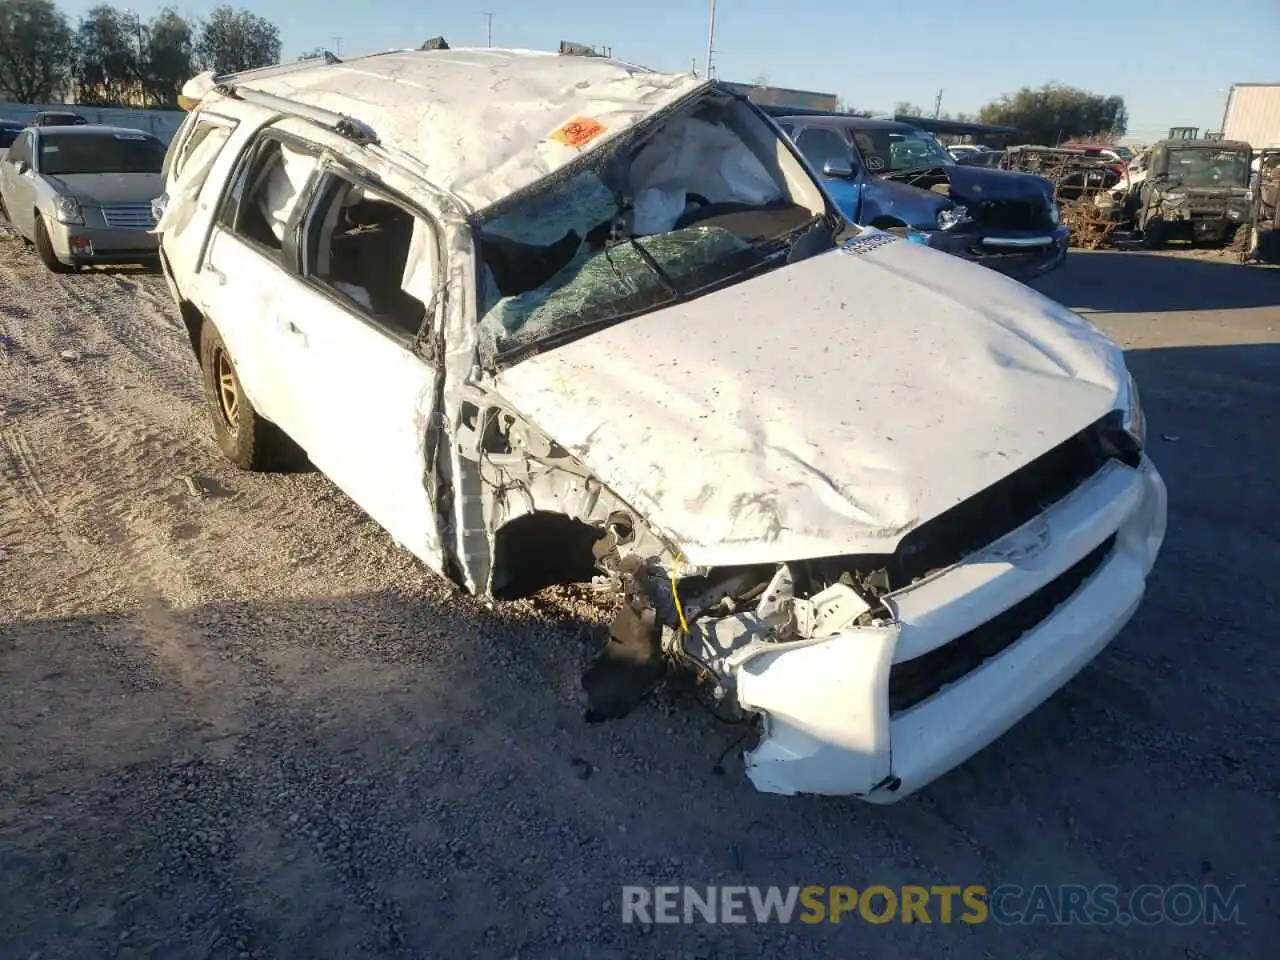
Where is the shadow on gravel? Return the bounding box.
[1,346,1276,959]
[1031,250,1279,313]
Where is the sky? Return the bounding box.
[57,0,1280,143]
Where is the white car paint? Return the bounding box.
[189,49,708,210]
[493,239,1125,567]
[156,49,1166,802]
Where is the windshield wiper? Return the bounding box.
[604,236,682,299]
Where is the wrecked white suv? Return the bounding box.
[154,49,1166,802]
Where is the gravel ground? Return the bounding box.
[1,228,1277,959]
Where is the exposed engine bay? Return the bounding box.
[458,381,1143,732]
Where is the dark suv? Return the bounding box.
[775,115,1070,278]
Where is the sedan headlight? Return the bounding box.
[1123,371,1146,447]
[53,195,84,225]
[936,205,972,230]
[1048,199,1061,225]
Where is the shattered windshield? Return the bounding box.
[852,128,954,172]
[476,94,830,364]
[1166,149,1250,189]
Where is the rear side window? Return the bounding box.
[7,132,32,165]
[169,116,236,179]
[795,127,851,171]
[300,170,436,340]
[218,134,321,257]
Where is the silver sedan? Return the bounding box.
[0,124,164,272]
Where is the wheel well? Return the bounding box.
[489,511,606,601]
[178,300,204,362]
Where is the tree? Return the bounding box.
[297,47,329,61]
[0,0,75,103]
[74,5,143,105]
[894,101,926,118]
[833,97,871,118]
[977,83,1128,144]
[195,5,280,75]
[144,8,194,107]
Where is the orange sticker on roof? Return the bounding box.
[551,117,607,149]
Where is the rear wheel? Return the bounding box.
[198,320,292,471]
[34,216,73,273]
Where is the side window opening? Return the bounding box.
[154,118,237,236]
[220,135,320,254]
[795,127,851,172]
[301,172,432,339]
[7,132,28,165]
[174,120,233,180]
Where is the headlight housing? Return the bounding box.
[53,195,84,225]
[1047,199,1061,225]
[1123,371,1145,448]
[936,205,972,230]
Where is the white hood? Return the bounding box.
[493,237,1126,566]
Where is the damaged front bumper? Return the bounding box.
[702,454,1166,801]
[923,225,1070,278]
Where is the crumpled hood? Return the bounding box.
[937,164,1054,202]
[45,172,162,205]
[882,163,1053,203]
[492,234,1126,566]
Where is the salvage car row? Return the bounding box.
[4,49,1169,802]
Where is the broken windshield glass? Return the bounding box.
[474,91,832,365]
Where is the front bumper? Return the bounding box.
[49,220,159,265]
[730,454,1167,802]
[923,226,1070,278]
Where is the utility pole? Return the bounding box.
[933,88,943,119]
[482,12,494,48]
[705,0,717,79]
[332,36,343,55]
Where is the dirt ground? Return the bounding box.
[1,228,1277,959]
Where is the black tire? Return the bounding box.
[34,216,73,273]
[1141,216,1165,250]
[198,320,292,471]
[1228,225,1251,260]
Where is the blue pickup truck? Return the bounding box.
[774,114,1070,278]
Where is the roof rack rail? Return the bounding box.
[216,83,379,146]
[212,52,341,89]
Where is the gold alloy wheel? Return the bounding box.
[213,348,239,430]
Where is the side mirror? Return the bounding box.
[14,159,28,175]
[822,157,855,179]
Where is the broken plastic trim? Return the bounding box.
[578,409,1140,724]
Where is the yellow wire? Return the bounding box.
[669,553,690,635]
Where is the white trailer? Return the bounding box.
[1221,83,1280,149]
